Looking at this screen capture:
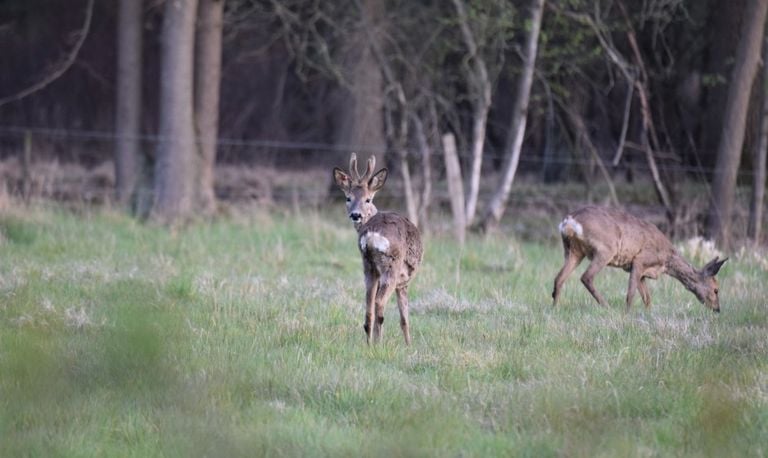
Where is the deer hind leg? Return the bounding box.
[638,277,652,308]
[396,285,411,345]
[364,275,379,344]
[552,247,585,306]
[625,262,644,311]
[580,254,610,306]
[373,275,396,344]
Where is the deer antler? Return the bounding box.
[361,155,376,182]
[349,153,360,180]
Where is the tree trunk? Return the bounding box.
[749,37,768,244]
[151,0,199,225]
[334,0,385,160]
[622,13,676,223]
[194,0,224,216]
[565,104,619,206]
[699,0,748,169]
[708,0,768,248]
[479,0,544,232]
[353,0,416,224]
[391,85,418,225]
[115,0,142,207]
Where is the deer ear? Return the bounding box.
[368,168,388,192]
[333,167,352,191]
[702,257,728,276]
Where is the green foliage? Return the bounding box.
[0,205,766,456]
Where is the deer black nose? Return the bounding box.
[349,212,362,222]
[713,307,720,313]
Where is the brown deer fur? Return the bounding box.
[552,206,727,312]
[333,153,423,344]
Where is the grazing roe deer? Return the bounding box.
[552,206,727,312]
[333,153,423,344]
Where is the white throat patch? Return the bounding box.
[360,231,390,253]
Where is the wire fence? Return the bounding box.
[0,125,759,177]
[0,124,761,217]
[1,124,765,244]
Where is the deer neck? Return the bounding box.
[355,206,378,232]
[666,252,703,298]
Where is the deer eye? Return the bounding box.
[714,289,719,295]
[365,198,371,203]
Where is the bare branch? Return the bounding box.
[612,81,634,166]
[0,0,95,108]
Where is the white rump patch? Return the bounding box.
[360,231,390,253]
[558,215,583,237]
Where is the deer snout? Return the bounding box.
[713,307,720,313]
[349,212,362,223]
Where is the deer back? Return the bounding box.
[358,211,423,281]
[559,206,675,269]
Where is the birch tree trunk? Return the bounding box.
[115,0,142,207]
[708,0,768,248]
[452,0,492,226]
[152,0,199,225]
[195,0,224,216]
[479,0,544,232]
[443,133,466,246]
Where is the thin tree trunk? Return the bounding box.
[393,87,418,226]
[195,0,224,216]
[115,0,142,207]
[443,133,466,246]
[152,0,199,225]
[618,1,675,222]
[611,81,634,166]
[465,97,491,223]
[708,0,768,248]
[412,112,433,231]
[479,0,544,232]
[452,0,492,225]
[566,107,619,206]
[699,0,748,169]
[748,37,768,243]
[22,131,32,204]
[637,83,674,220]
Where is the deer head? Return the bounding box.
[333,153,388,229]
[693,256,728,312]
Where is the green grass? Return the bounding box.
[1,204,766,457]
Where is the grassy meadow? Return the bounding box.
[1,203,767,457]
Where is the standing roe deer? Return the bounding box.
[552,206,727,312]
[333,153,423,344]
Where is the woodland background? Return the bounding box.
[1,0,767,248]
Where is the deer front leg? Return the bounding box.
[396,285,411,345]
[581,255,610,306]
[364,275,379,344]
[552,250,584,306]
